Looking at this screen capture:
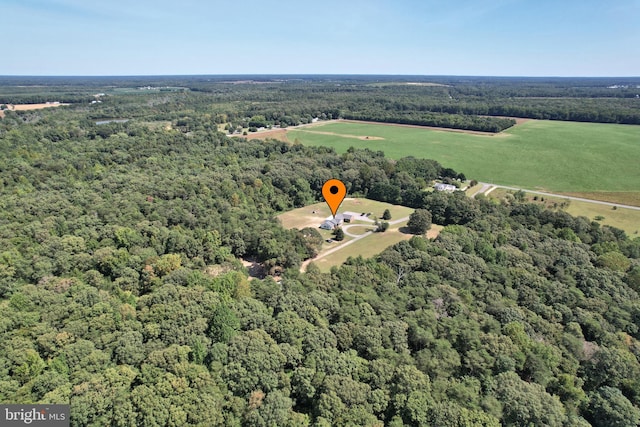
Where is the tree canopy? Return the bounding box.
[407,209,432,234]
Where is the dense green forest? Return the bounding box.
[1,75,639,132]
[1,79,640,426]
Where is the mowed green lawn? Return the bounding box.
[309,224,443,273]
[309,229,411,272]
[288,120,640,194]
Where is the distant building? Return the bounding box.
[434,183,457,192]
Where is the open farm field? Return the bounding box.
[108,87,188,94]
[288,120,640,205]
[8,103,69,110]
[0,103,69,117]
[489,188,640,236]
[240,127,290,142]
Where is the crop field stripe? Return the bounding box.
[288,120,640,195]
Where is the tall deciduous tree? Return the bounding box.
[407,209,432,234]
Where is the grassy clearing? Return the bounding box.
[2,103,69,112]
[311,229,412,272]
[279,198,418,271]
[108,87,187,94]
[140,121,172,131]
[566,203,640,237]
[288,120,640,204]
[559,192,640,208]
[488,188,640,236]
[344,225,373,236]
[465,183,482,197]
[277,198,414,230]
[310,224,443,272]
[243,128,290,142]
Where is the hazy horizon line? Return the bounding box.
[1,74,639,79]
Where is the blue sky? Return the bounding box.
[2,0,638,76]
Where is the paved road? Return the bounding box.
[342,215,410,237]
[469,183,492,198]
[342,225,373,238]
[476,183,640,211]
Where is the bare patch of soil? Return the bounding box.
[4,103,69,111]
[426,228,441,239]
[240,257,267,280]
[240,128,290,142]
[1,103,69,118]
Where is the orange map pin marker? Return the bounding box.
[322,179,347,218]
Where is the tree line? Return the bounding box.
[3,75,639,132]
[342,111,516,133]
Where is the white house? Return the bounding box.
[434,183,457,192]
[320,213,346,230]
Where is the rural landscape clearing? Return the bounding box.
[277,198,441,272]
[287,120,640,205]
[0,102,68,117]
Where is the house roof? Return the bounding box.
[435,183,456,191]
[321,216,343,228]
